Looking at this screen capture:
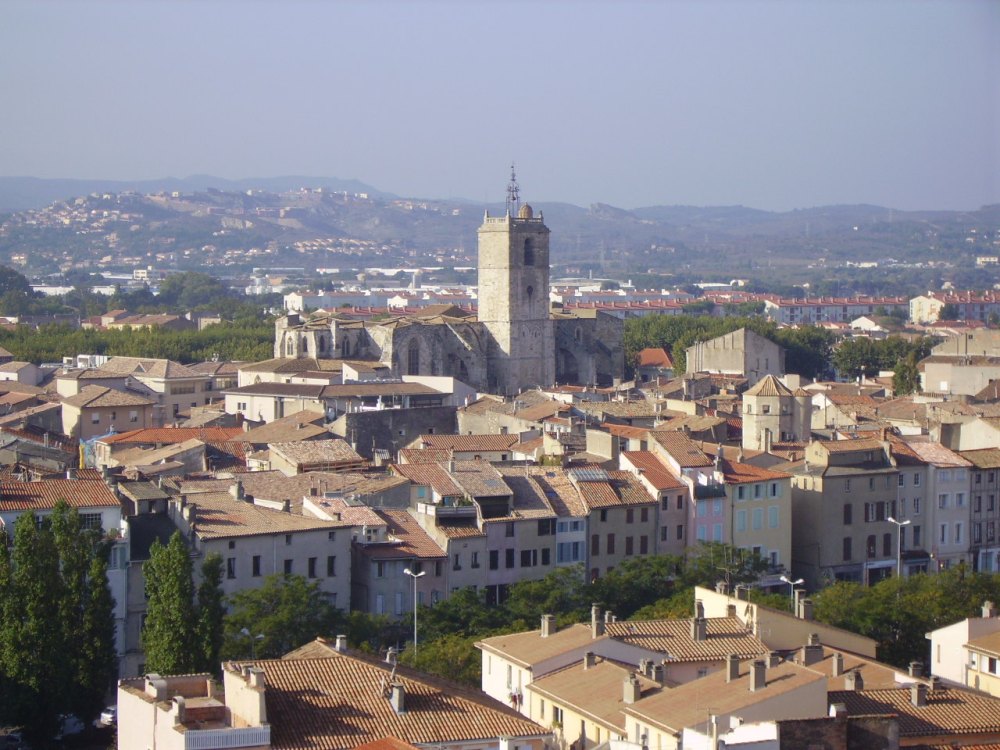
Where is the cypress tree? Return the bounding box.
[196,554,226,672]
[142,531,196,674]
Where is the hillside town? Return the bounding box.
[0,186,999,750]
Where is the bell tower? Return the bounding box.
[477,166,555,394]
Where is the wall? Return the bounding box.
[329,405,457,460]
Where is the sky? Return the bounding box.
[1,0,998,212]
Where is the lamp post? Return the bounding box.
[240,627,264,659]
[403,567,426,655]
[778,574,804,610]
[887,516,911,578]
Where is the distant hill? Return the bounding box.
[0,175,394,212]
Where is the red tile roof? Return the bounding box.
[621,451,685,491]
[99,427,244,445]
[0,475,120,511]
[416,434,520,452]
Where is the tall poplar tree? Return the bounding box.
[142,531,197,674]
[196,554,226,672]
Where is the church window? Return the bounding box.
[407,340,420,375]
[575,327,582,343]
[341,337,351,357]
[286,338,294,355]
[524,238,535,266]
[317,336,326,354]
[526,286,534,306]
[301,338,308,353]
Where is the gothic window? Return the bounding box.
[526,286,534,307]
[317,336,326,354]
[286,338,294,355]
[407,340,420,375]
[524,238,535,266]
[341,337,351,357]
[301,337,308,354]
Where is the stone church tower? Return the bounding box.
[742,373,812,452]
[477,170,555,394]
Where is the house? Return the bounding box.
[926,600,1000,696]
[684,328,785,386]
[962,447,1000,572]
[60,385,155,440]
[635,347,674,383]
[267,439,367,476]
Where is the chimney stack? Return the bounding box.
[541,614,555,638]
[591,604,604,638]
[584,652,596,670]
[767,651,781,668]
[799,598,814,621]
[749,660,766,692]
[691,616,707,642]
[716,580,729,595]
[911,683,927,707]
[832,653,844,677]
[908,661,923,678]
[695,600,705,619]
[390,682,405,713]
[726,654,740,683]
[845,671,864,691]
[652,663,664,684]
[623,673,641,704]
[983,601,997,618]
[334,634,348,652]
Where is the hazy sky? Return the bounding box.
[2,0,997,211]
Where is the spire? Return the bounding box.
[505,163,520,217]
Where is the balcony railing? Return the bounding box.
[183,725,271,750]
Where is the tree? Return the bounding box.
[196,554,226,672]
[937,302,961,321]
[77,547,117,721]
[143,532,197,674]
[892,352,922,396]
[223,574,337,659]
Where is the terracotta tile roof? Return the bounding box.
[798,646,905,690]
[967,629,1000,657]
[717,457,791,485]
[573,470,654,509]
[177,471,407,506]
[903,439,973,468]
[961,448,1000,469]
[449,460,511,498]
[622,451,685,491]
[182,492,352,539]
[650,431,713,467]
[238,357,344,374]
[605,617,765,662]
[0,475,120,512]
[319,382,443,398]
[602,423,652,440]
[436,523,485,539]
[391,463,462,498]
[397,448,452,464]
[270,439,366,467]
[99,356,203,379]
[515,400,568,422]
[819,437,885,453]
[526,468,588,517]
[494,471,557,519]
[306,494,385,527]
[527,656,660,732]
[253,646,547,748]
[477,623,601,668]
[415,434,520,452]
[744,374,792,397]
[577,401,660,419]
[113,438,205,467]
[98,427,244,445]
[830,686,1000,738]
[354,738,421,750]
[625,660,825,733]
[61,385,154,408]
[637,347,673,368]
[234,411,329,444]
[361,509,446,560]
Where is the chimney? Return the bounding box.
[541,614,555,637]
[929,676,940,692]
[768,651,781,668]
[334,634,348,652]
[172,696,186,725]
[623,673,641,704]
[908,661,923,678]
[66,468,76,480]
[695,599,705,619]
[726,654,740,683]
[801,634,823,666]
[385,647,397,664]
[691,616,707,642]
[583,652,596,670]
[248,667,265,688]
[715,580,729,595]
[282,499,290,513]
[604,610,614,624]
[832,653,844,677]
[591,604,604,638]
[230,480,245,501]
[639,658,651,676]
[389,682,405,713]
[983,601,997,618]
[749,659,766,692]
[829,703,847,719]
[845,671,864,691]
[911,683,927,707]
[799,598,814,621]
[727,604,737,618]
[651,663,664,684]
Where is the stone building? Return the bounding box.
[273,177,624,396]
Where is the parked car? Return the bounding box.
[100,706,117,726]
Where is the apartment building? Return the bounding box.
[964,448,1000,572]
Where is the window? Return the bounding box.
[752,508,763,530]
[395,592,404,616]
[677,495,684,510]
[940,524,948,544]
[80,513,102,530]
[768,506,779,528]
[898,474,905,487]
[376,561,385,578]
[713,524,722,541]
[974,523,982,543]
[283,559,293,575]
[882,533,891,557]
[505,549,514,569]
[913,525,922,546]
[988,522,996,542]
[957,493,965,507]
[454,553,462,571]
[770,482,779,497]
[939,494,948,509]
[227,557,236,579]
[914,497,921,515]
[955,523,963,544]
[91,412,101,424]
[991,495,997,512]
[677,524,684,540]
[537,519,554,536]
[713,499,723,514]
[843,537,852,561]
[489,550,499,570]
[471,551,480,569]
[866,535,876,559]
[845,479,851,492]
[844,503,853,525]
[736,510,747,532]
[591,534,600,556]
[376,594,385,615]
[541,548,550,565]
[505,522,514,538]
[753,484,762,499]
[307,557,317,578]
[600,509,608,522]
[285,534,292,545]
[326,555,336,576]
[762,404,771,414]
[521,550,536,567]
[129,410,138,423]
[435,560,442,576]
[976,496,983,512]
[625,536,634,556]
[328,531,337,540]
[252,555,261,577]
[641,507,649,523]
[737,486,745,501]
[660,526,668,542]
[607,534,615,554]
[914,473,920,486]
[626,509,634,524]
[523,238,535,266]
[869,477,875,491]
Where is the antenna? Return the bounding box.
[505,163,520,216]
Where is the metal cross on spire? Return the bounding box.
[505,163,520,216]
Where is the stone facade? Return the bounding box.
[273,191,624,396]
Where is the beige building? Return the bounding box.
[61,385,155,440]
[685,328,784,386]
[741,374,811,452]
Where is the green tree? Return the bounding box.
[78,547,117,721]
[143,532,197,674]
[223,574,337,659]
[401,633,482,687]
[938,302,960,320]
[196,554,226,672]
[892,352,922,396]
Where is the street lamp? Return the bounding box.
[240,627,264,659]
[403,567,426,654]
[887,516,911,578]
[779,574,804,610]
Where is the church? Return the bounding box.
[273,175,624,396]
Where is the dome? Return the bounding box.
[518,203,533,219]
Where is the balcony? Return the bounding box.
[183,725,270,750]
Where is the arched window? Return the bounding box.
[301,337,308,354]
[407,340,420,375]
[524,238,535,266]
[341,337,351,357]
[317,336,326,354]
[286,338,294,356]
[526,286,534,307]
